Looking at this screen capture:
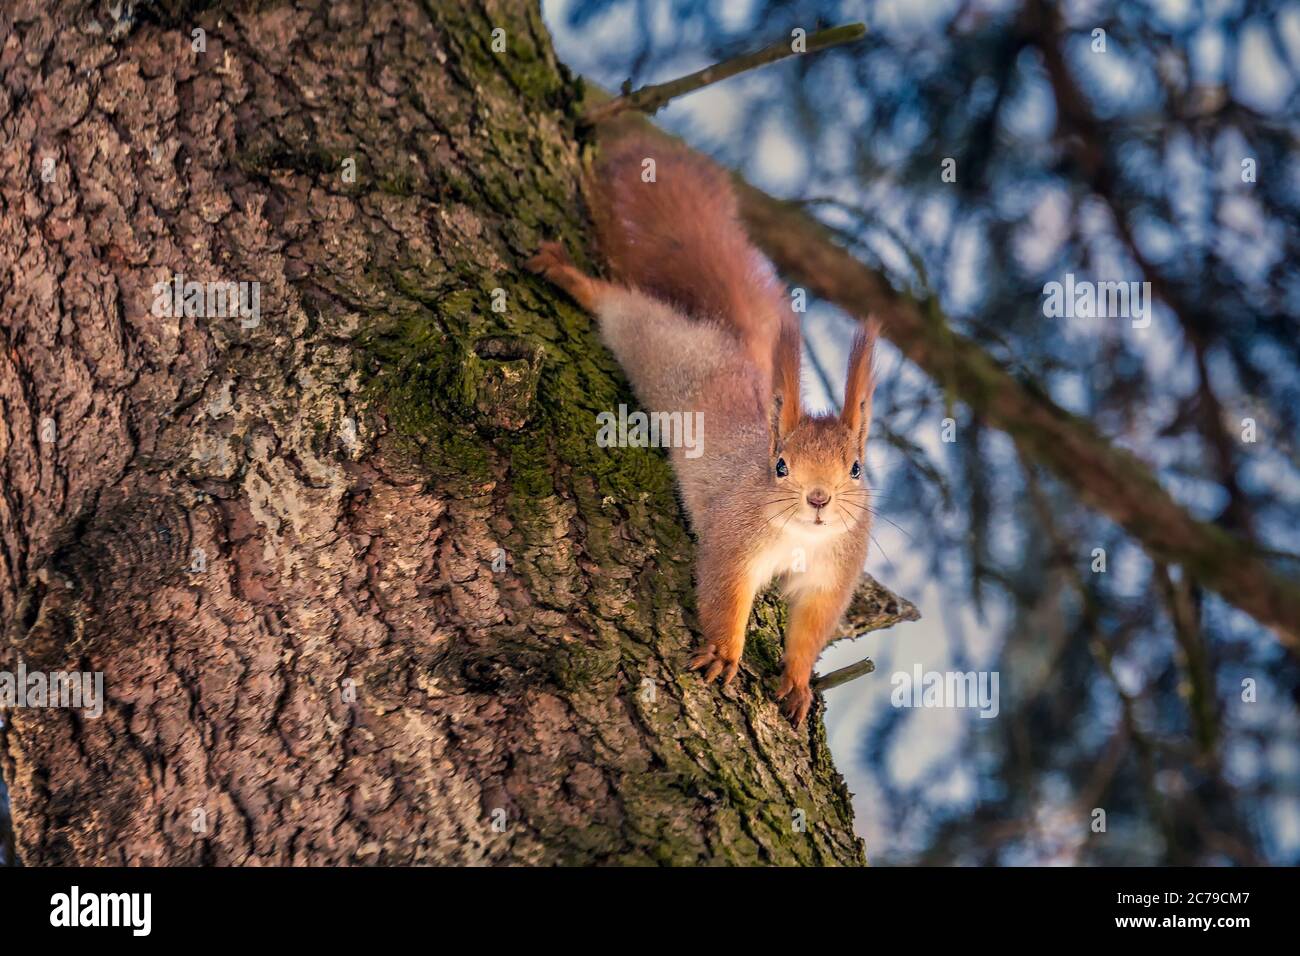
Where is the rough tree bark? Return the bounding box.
[0,0,913,865]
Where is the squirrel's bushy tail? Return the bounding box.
[591,135,786,378]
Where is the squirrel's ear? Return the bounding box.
[770,317,802,449]
[841,321,879,453]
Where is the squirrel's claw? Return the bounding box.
[688,644,740,686]
[525,241,574,276]
[776,674,813,728]
[526,242,601,311]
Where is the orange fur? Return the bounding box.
[771,314,803,445]
[526,242,609,312]
[688,547,761,686]
[778,586,852,727]
[590,135,786,382]
[528,135,880,728]
[841,322,879,450]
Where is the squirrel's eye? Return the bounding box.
[850,460,862,479]
[775,458,789,478]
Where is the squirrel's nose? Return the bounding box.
[807,489,830,509]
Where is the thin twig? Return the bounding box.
[814,655,875,691]
[582,23,867,125]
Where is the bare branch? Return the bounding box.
[581,23,866,125]
[813,573,919,692]
[815,655,876,692]
[834,572,920,644]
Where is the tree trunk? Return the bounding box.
[0,0,899,866]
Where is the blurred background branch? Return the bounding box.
[549,0,1300,865]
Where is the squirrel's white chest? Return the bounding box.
[749,524,836,597]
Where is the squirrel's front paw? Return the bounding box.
[687,641,741,686]
[776,672,814,727]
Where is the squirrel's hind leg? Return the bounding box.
[526,242,609,313]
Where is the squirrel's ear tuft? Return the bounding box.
[770,316,803,448]
[841,320,879,452]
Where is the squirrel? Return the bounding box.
[527,135,877,727]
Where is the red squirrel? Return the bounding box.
[527,135,877,727]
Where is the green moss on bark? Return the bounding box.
[346,0,866,866]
